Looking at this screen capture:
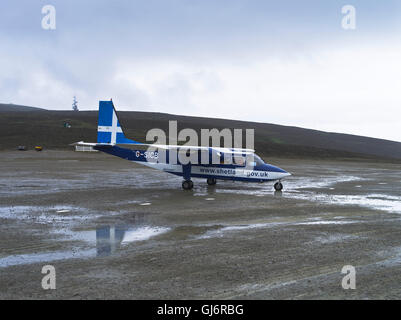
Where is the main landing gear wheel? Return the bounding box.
[182,180,194,190]
[274,181,283,191]
[207,178,217,186]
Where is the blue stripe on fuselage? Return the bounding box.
[94,145,147,162]
[94,146,288,177]
[255,164,287,173]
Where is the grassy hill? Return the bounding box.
[0,103,46,112]
[1,104,400,162]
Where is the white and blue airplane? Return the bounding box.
[73,100,291,190]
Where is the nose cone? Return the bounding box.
[281,171,291,178]
[264,164,291,179]
[277,169,291,179]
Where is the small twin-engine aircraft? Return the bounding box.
[72,100,291,190]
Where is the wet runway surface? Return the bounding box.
[0,151,400,299]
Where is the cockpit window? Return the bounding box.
[233,154,265,167]
[254,155,265,166]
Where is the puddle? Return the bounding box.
[56,224,170,257]
[198,221,291,239]
[196,175,364,198]
[0,249,97,269]
[314,233,360,244]
[295,220,358,226]
[0,205,170,267]
[283,192,401,214]
[197,217,360,240]
[0,224,170,268]
[285,175,364,190]
[121,226,169,244]
[331,194,401,214]
[0,205,96,224]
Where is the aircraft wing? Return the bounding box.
[142,144,254,154]
[70,141,254,154]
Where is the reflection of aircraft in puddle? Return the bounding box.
[96,213,146,256]
[95,224,169,257]
[96,226,127,257]
[72,100,291,191]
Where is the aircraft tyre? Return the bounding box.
[274,182,283,191]
[207,178,217,186]
[182,180,194,190]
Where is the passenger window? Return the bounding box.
[233,155,246,166]
[220,154,233,164]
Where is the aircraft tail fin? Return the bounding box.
[97,100,141,145]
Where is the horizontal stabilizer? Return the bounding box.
[69,141,113,148]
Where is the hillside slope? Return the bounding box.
[0,107,400,161]
[0,103,46,112]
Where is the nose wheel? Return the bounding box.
[274,181,283,191]
[182,180,194,190]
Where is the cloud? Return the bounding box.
[0,0,400,141]
[105,41,401,141]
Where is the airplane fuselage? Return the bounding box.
[96,145,290,183]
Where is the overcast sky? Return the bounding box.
[1,0,400,141]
